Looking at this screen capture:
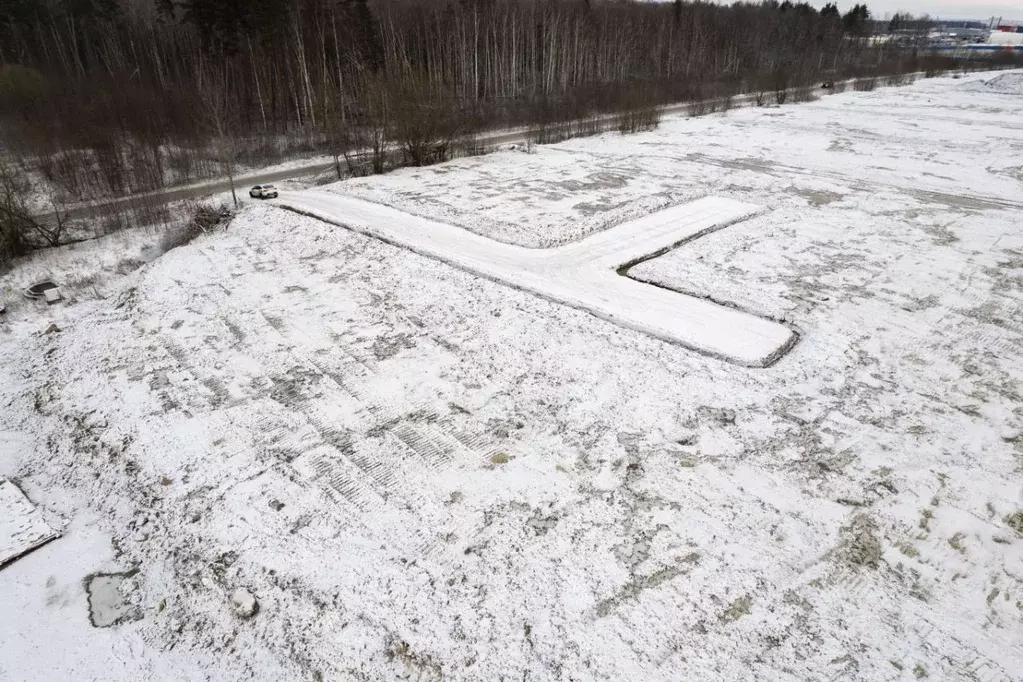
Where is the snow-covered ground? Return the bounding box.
[277,191,794,366]
[1,71,1022,681]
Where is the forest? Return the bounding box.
[0,0,1007,263]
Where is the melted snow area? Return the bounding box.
[1,71,1022,681]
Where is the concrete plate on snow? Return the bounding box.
[0,479,61,568]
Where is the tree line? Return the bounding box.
[0,0,982,215]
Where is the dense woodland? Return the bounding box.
[0,0,1009,262]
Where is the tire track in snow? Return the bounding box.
[248,237,508,471]
[172,231,511,559]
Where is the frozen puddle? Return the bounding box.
[85,570,142,627]
[278,192,796,366]
[0,479,60,567]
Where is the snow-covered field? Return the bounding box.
[2,71,1022,681]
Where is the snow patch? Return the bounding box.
[230,588,259,619]
[961,71,1023,95]
[0,479,60,567]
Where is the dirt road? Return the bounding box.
[39,75,932,225]
[38,99,739,224]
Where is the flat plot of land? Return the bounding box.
[337,74,1023,248]
[1,71,1022,682]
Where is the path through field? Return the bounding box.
[278,192,795,367]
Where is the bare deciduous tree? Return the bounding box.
[200,65,241,208]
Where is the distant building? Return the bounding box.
[913,19,1023,54]
[988,29,1023,46]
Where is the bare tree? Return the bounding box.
[389,78,468,167]
[200,65,241,208]
[33,198,70,248]
[0,163,33,268]
[0,161,70,266]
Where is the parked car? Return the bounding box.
[249,184,279,199]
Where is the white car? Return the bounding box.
[249,184,279,199]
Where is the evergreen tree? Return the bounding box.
[842,3,871,36]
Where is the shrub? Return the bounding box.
[617,107,659,133]
[750,72,773,106]
[854,77,877,91]
[0,205,31,272]
[1006,510,1023,536]
[615,84,661,134]
[158,201,233,253]
[0,161,68,270]
[772,67,791,105]
[791,84,816,103]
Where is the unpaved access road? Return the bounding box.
[39,94,765,223]
[278,190,796,366]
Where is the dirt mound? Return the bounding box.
[962,72,1023,95]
